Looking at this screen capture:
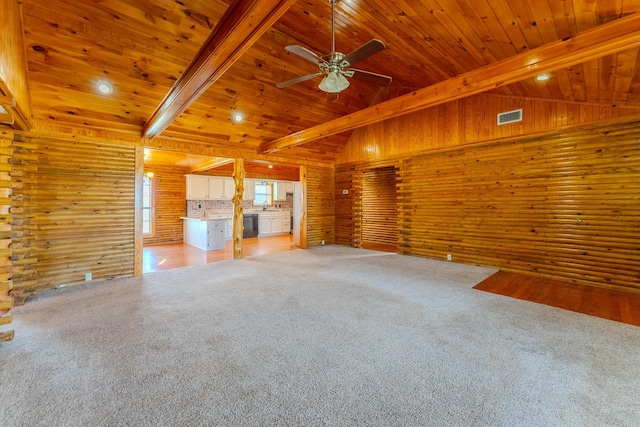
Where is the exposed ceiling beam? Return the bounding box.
[190,157,235,173]
[143,0,298,139]
[0,82,30,131]
[258,12,640,154]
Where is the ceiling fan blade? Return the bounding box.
[341,39,386,67]
[285,45,326,65]
[349,68,393,86]
[276,72,324,88]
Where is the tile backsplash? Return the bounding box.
[187,200,253,217]
[186,196,293,217]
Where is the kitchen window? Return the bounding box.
[254,182,273,207]
[143,174,153,235]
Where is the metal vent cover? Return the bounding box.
[497,109,523,125]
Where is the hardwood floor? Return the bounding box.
[143,234,296,273]
[475,271,640,327]
[144,239,639,327]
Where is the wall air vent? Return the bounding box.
[497,109,523,125]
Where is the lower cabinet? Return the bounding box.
[183,219,225,251]
[258,211,291,236]
[225,220,232,241]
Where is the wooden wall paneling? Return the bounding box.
[0,129,14,341]
[392,119,640,292]
[336,94,640,165]
[35,137,136,291]
[142,164,189,246]
[361,167,398,250]
[305,165,335,247]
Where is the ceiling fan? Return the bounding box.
[276,0,392,94]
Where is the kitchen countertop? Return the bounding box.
[180,215,231,221]
[182,209,291,221]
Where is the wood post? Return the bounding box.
[232,158,245,259]
[299,166,307,249]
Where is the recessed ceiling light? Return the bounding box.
[536,73,551,82]
[96,80,113,95]
[233,112,243,122]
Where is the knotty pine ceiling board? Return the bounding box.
[19,0,640,165]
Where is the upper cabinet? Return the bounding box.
[275,180,294,201]
[186,175,235,200]
[208,177,234,199]
[186,175,295,202]
[244,179,256,200]
[186,175,210,200]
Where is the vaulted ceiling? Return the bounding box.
[14,0,640,166]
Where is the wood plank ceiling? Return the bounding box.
[19,0,640,166]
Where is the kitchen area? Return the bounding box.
[181,174,298,251]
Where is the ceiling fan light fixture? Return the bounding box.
[318,70,350,93]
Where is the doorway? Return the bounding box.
[361,166,398,252]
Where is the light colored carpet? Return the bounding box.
[2,245,639,426]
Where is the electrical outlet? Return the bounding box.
[446,254,452,261]
[85,272,92,281]
[321,240,325,246]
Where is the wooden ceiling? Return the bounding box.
[17,0,640,166]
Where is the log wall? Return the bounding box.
[0,129,15,341]
[305,165,335,247]
[335,119,640,292]
[35,136,136,290]
[361,167,398,248]
[0,127,38,341]
[142,164,189,246]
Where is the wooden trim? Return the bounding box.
[143,0,297,139]
[259,12,640,154]
[190,158,234,173]
[134,145,144,276]
[0,81,31,131]
[299,166,307,249]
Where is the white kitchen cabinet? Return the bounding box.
[225,220,232,241]
[183,218,225,251]
[244,179,256,200]
[259,213,272,235]
[275,181,294,201]
[258,211,291,236]
[207,177,223,199]
[282,213,291,233]
[275,181,286,201]
[186,175,235,200]
[271,215,283,233]
[186,175,209,200]
[208,177,234,199]
[224,178,234,199]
